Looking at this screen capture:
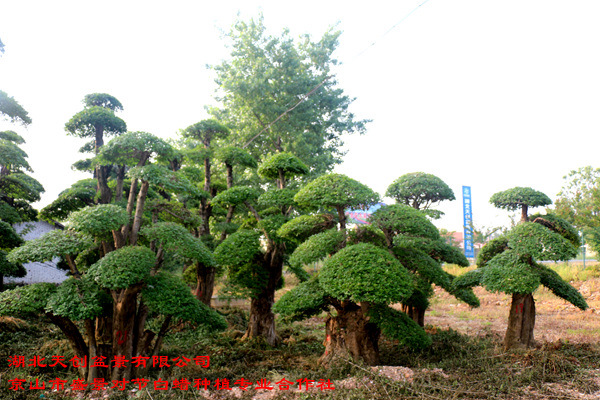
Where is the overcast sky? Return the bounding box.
[1,0,599,232]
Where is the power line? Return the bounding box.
[242,0,433,149]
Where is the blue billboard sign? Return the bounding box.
[462,186,475,258]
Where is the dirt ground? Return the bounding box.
[426,278,600,344]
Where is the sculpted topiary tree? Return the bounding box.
[0,130,44,222]
[65,94,127,204]
[490,186,552,223]
[1,132,226,382]
[455,190,587,349]
[386,172,455,220]
[294,173,380,230]
[212,152,308,345]
[275,177,438,366]
[369,204,479,327]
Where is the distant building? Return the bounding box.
[6,221,68,285]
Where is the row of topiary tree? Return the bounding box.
[0,21,589,381]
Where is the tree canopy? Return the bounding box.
[386,172,455,218]
[209,16,368,175]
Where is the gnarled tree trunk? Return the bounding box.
[319,301,380,367]
[243,245,284,346]
[504,293,535,350]
[195,264,215,306]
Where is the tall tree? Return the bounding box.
[554,166,600,254]
[455,189,587,349]
[65,94,127,204]
[210,16,368,175]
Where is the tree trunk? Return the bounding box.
[111,289,139,381]
[243,246,284,346]
[521,205,529,223]
[129,180,149,245]
[244,294,279,346]
[319,302,380,367]
[402,304,425,327]
[96,165,112,204]
[46,313,89,378]
[195,264,215,307]
[503,293,535,350]
[115,165,126,202]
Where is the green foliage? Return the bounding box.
[346,224,387,248]
[256,214,289,243]
[537,264,588,310]
[0,90,31,125]
[8,229,93,264]
[319,243,413,304]
[39,179,96,221]
[141,222,215,266]
[530,212,581,248]
[370,204,440,242]
[128,164,201,197]
[277,214,334,242]
[554,167,600,254]
[0,139,31,172]
[87,246,155,290]
[507,222,578,261]
[84,93,123,111]
[66,204,128,237]
[368,304,432,349]
[0,200,22,223]
[476,236,509,267]
[257,188,297,208]
[490,187,552,211]
[210,17,368,175]
[98,131,174,166]
[386,172,455,213]
[214,230,262,268]
[0,283,57,317]
[294,173,380,211]
[64,106,127,139]
[257,152,309,180]
[481,251,541,294]
[216,146,257,168]
[46,278,107,320]
[0,172,45,203]
[288,228,345,268]
[274,275,329,321]
[0,250,25,278]
[0,221,24,249]
[212,186,260,207]
[394,247,451,289]
[183,119,229,143]
[426,240,469,267]
[142,273,227,329]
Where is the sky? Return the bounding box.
[1,0,600,233]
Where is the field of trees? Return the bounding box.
[1,18,600,400]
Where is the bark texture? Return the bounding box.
[504,293,536,350]
[195,264,215,307]
[319,302,380,367]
